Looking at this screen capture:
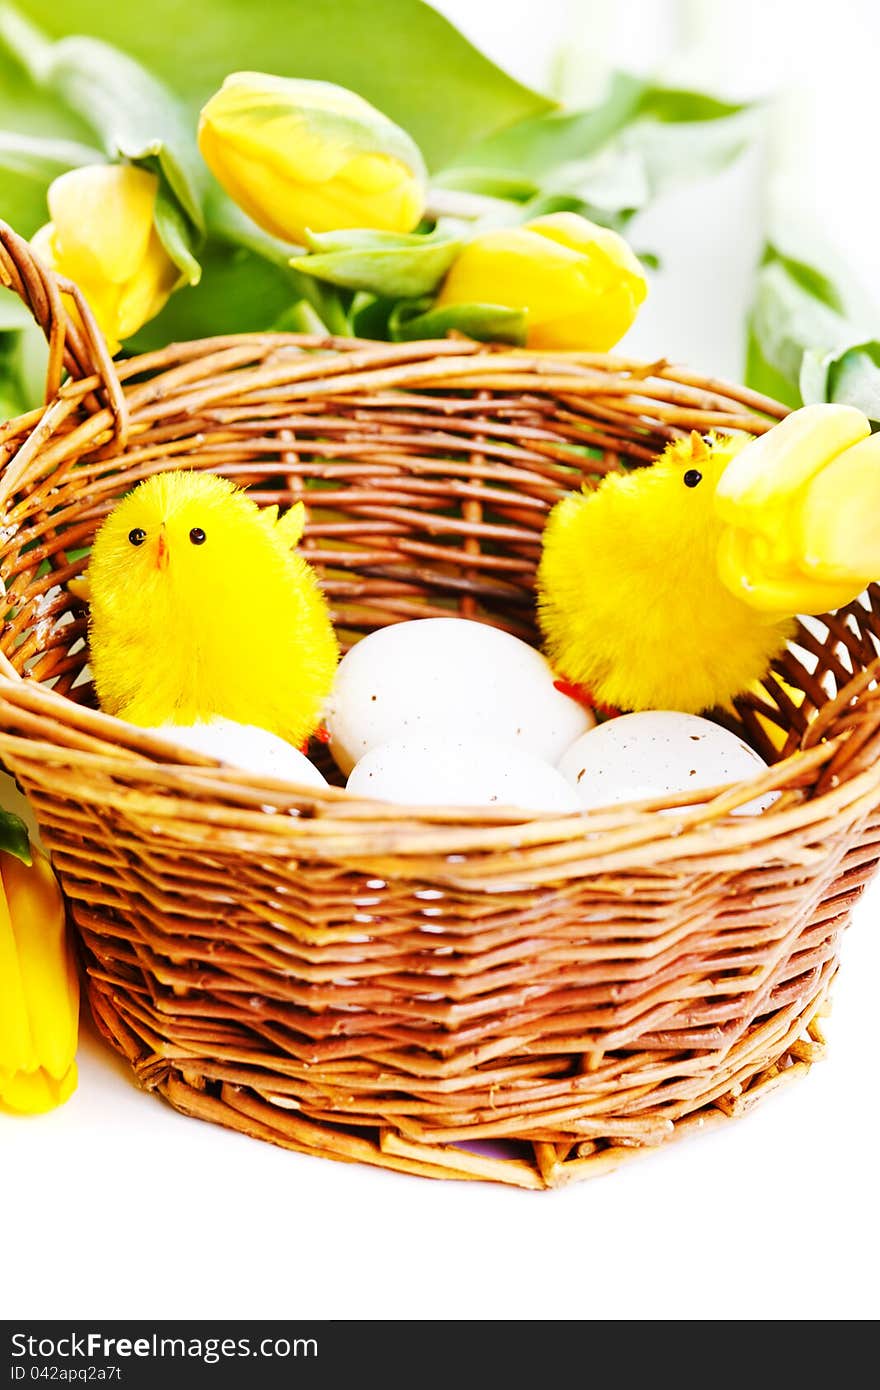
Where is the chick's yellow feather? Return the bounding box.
[86,471,339,746]
[536,434,796,714]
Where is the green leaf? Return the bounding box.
[450,71,646,179]
[748,258,850,390]
[746,246,880,424]
[442,71,755,223]
[0,130,104,237]
[549,147,648,220]
[435,187,635,239]
[205,189,299,271]
[270,299,331,335]
[151,173,203,287]
[521,190,611,217]
[7,0,553,173]
[745,324,803,411]
[294,226,462,299]
[351,293,527,345]
[0,808,32,864]
[0,317,47,416]
[206,193,352,334]
[0,332,27,420]
[125,235,351,350]
[389,299,527,346]
[349,293,397,340]
[825,344,880,421]
[581,106,755,210]
[7,317,48,411]
[0,378,24,422]
[1,7,205,231]
[801,342,880,422]
[762,244,846,314]
[0,129,103,179]
[431,167,541,202]
[449,73,750,179]
[124,239,297,349]
[0,40,94,143]
[635,88,750,123]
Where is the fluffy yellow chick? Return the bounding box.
[81,471,339,747]
[536,403,880,715]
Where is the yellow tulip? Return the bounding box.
[0,845,79,1116]
[197,72,426,245]
[435,212,649,351]
[715,402,880,615]
[31,164,178,355]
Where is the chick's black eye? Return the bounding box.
[189,527,206,545]
[128,528,146,546]
[683,469,703,488]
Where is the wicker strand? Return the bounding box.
[0,221,128,444]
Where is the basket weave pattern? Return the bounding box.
[2,221,879,1189]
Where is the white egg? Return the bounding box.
[346,734,583,813]
[557,710,776,815]
[324,617,594,777]
[141,718,329,790]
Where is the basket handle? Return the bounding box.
[0,219,128,440]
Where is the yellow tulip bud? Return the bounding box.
[714,403,880,616]
[435,212,648,351]
[0,846,78,1116]
[31,165,178,355]
[197,72,427,245]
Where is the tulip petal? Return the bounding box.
[717,524,863,615]
[0,1060,77,1115]
[530,213,648,298]
[30,221,60,271]
[74,276,125,356]
[35,168,175,351]
[48,164,159,284]
[219,112,349,184]
[199,132,309,242]
[197,72,425,245]
[530,285,644,352]
[714,402,870,525]
[713,402,880,615]
[0,875,36,1076]
[435,218,647,352]
[204,72,427,181]
[438,228,579,316]
[796,432,880,583]
[114,230,178,341]
[1,850,78,1083]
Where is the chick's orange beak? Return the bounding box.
[156,526,168,571]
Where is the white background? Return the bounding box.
[2,0,879,1324]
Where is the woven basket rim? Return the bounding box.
[2,212,880,873]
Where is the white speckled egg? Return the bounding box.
[346,733,583,813]
[557,710,775,814]
[324,617,594,777]
[141,718,329,789]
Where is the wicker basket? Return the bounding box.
[2,220,879,1191]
